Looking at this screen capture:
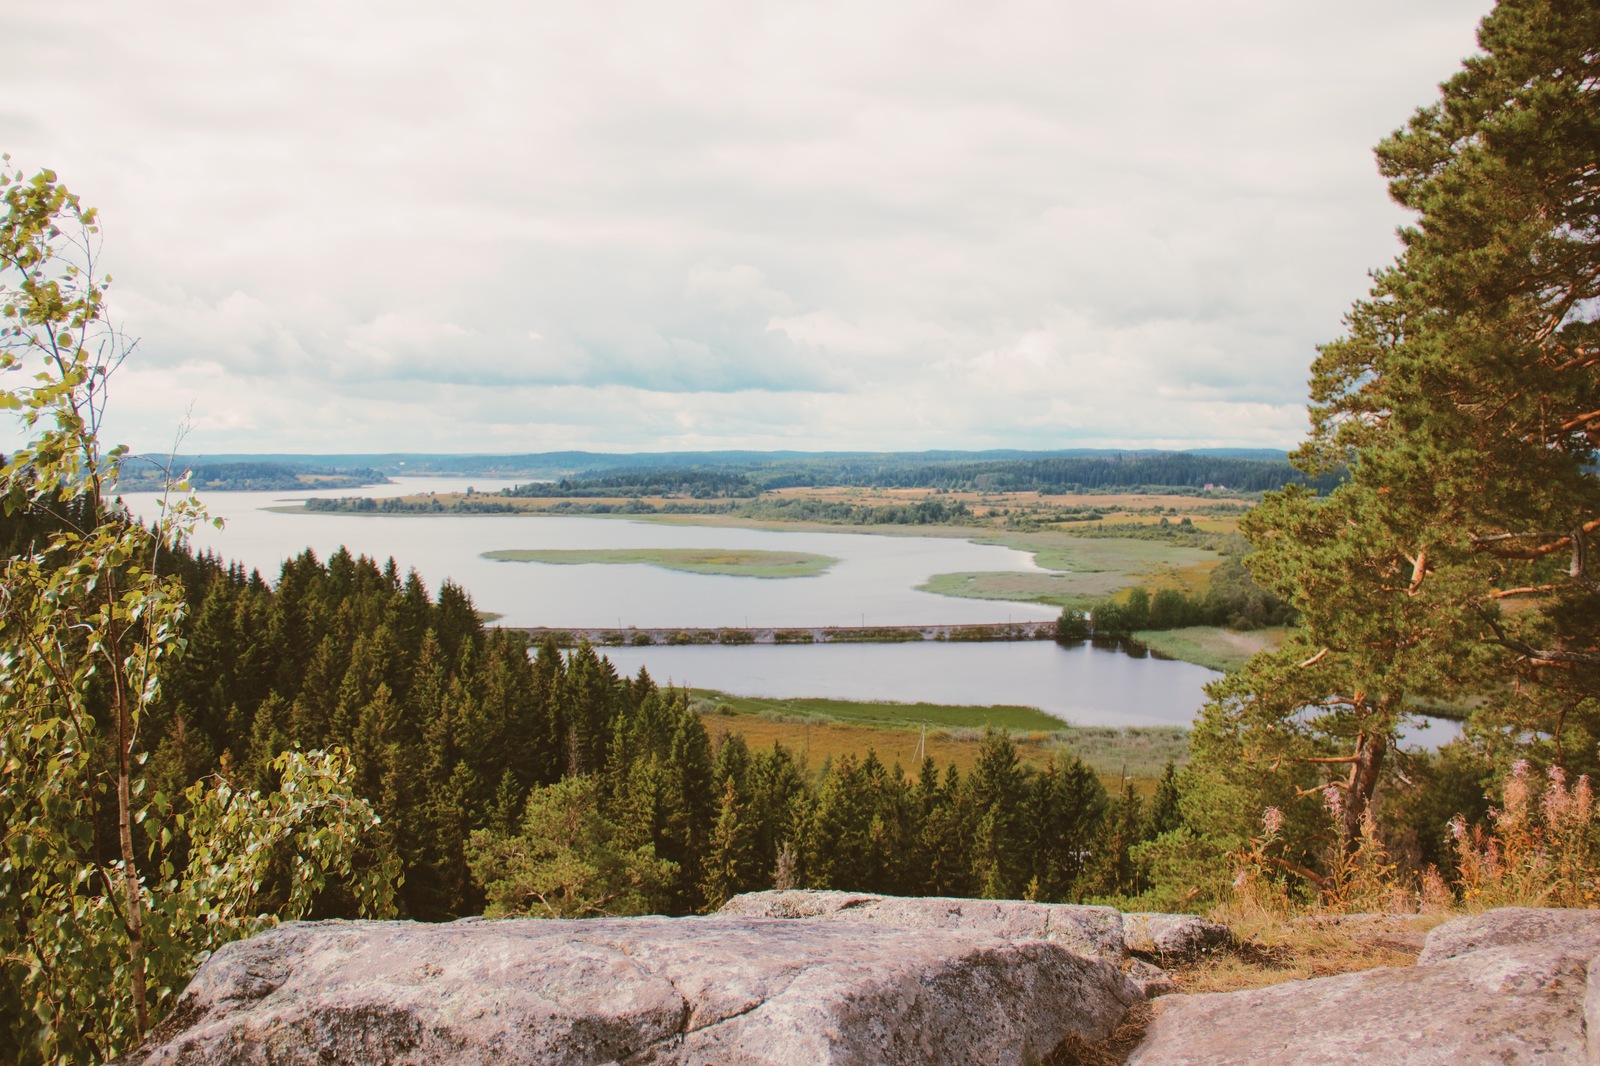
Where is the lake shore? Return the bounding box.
[264,493,1276,673]
[690,688,1190,788]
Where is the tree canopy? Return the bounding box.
[1187,0,1600,862]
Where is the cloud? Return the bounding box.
[0,0,1490,452]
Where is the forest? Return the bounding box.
[305,490,980,525]
[111,461,388,492]
[3,517,1161,924]
[311,452,1335,504]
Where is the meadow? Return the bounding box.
[690,690,1189,789]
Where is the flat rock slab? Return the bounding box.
[719,890,1128,961]
[1121,913,1231,962]
[121,915,1141,1066]
[1416,906,1600,966]
[1127,907,1600,1065]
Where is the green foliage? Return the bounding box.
[467,777,676,918]
[969,729,1029,898]
[1060,557,1294,641]
[1181,0,1600,889]
[0,161,397,1063]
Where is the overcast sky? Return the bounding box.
[3,0,1490,455]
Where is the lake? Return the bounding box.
[602,640,1217,729]
[118,477,1461,745]
[119,478,1058,629]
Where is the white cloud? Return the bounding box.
[0,0,1491,452]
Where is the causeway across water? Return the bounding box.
[509,621,1057,648]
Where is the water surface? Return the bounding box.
[119,478,1057,629]
[117,478,1460,745]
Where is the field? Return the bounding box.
[1132,626,1289,673]
[761,485,1249,530]
[919,531,1222,609]
[692,691,1189,788]
[481,547,838,578]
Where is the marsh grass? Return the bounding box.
[1129,626,1288,673]
[482,547,839,578]
[691,691,1188,784]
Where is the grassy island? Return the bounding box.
[481,547,839,578]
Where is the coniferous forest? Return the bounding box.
[124,540,1151,922]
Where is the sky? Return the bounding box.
[2,0,1491,456]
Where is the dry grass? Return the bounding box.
[1043,1003,1155,1066]
[1041,902,1454,1064]
[1171,901,1448,996]
[697,712,1172,793]
[482,547,837,578]
[918,570,1136,607]
[1130,626,1288,673]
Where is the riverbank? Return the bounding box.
[690,689,1188,788]
[270,496,1274,672]
[1130,626,1289,673]
[510,620,1284,674]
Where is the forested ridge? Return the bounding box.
[493,453,1336,496]
[112,461,388,492]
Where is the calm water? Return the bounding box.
[597,641,1462,747]
[117,478,1460,744]
[602,640,1219,729]
[119,478,1058,629]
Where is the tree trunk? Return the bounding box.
[1341,727,1387,852]
[112,625,149,1036]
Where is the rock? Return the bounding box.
[719,889,1128,961]
[1126,906,1600,1065]
[1124,959,1179,999]
[718,889,881,921]
[1416,906,1600,965]
[120,915,1142,1065]
[1121,913,1230,962]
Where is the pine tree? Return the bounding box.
[1189,0,1600,865]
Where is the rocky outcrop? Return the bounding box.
[1126,907,1600,1065]
[119,913,1142,1065]
[126,896,1597,1065]
[717,890,1228,965]
[717,889,1129,960]
[1120,912,1231,962]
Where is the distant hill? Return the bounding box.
[502,452,1333,497]
[112,460,390,493]
[130,448,1296,483]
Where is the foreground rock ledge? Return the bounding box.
[1127,907,1600,1066]
[717,889,1229,964]
[120,914,1141,1066]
